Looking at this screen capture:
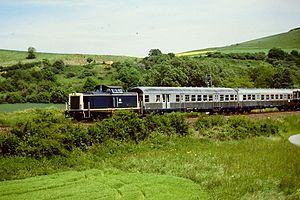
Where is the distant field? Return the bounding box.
[179,28,300,56]
[0,49,139,66]
[0,103,65,113]
[0,169,206,200]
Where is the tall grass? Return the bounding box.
[1,111,300,199]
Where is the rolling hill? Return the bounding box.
[0,49,138,67]
[178,27,300,56]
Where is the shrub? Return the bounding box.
[0,110,89,158]
[144,112,189,136]
[196,115,280,141]
[88,111,147,144]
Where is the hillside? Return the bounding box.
[0,49,138,67]
[178,27,300,56]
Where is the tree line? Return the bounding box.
[0,48,299,104]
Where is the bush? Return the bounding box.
[88,111,147,144]
[144,112,189,136]
[196,115,280,141]
[0,110,89,158]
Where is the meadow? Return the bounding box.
[0,110,300,199]
[179,28,300,56]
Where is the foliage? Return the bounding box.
[196,115,281,141]
[26,47,36,59]
[0,110,90,158]
[82,77,97,91]
[86,57,93,64]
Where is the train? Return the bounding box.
[64,85,300,120]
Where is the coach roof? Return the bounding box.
[130,87,236,94]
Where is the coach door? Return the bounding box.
[162,94,170,109]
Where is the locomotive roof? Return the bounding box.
[130,87,236,94]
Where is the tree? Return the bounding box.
[26,47,36,59]
[86,57,93,64]
[83,77,97,91]
[268,48,286,60]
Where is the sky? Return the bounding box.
[0,0,299,57]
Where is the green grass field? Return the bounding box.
[0,49,139,67]
[178,28,300,56]
[0,103,65,113]
[0,169,206,200]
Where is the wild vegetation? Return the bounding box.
[0,109,300,199]
[1,47,300,104]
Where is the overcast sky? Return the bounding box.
[0,0,299,56]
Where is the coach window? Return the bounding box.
[203,95,208,101]
[288,94,292,99]
[234,95,237,100]
[191,95,196,102]
[197,95,202,101]
[271,94,274,100]
[261,95,265,100]
[256,95,260,100]
[176,95,180,102]
[220,95,224,101]
[280,94,283,99]
[145,95,149,103]
[243,95,247,100]
[252,95,255,100]
[247,94,251,100]
[185,95,190,102]
[275,94,279,99]
[230,95,234,101]
[266,95,270,100]
[156,95,160,102]
[225,95,229,101]
[209,95,213,102]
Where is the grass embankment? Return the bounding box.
[0,110,300,199]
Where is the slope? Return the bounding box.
[178,27,300,56]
